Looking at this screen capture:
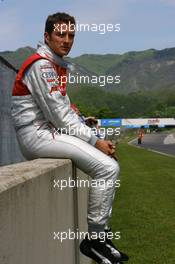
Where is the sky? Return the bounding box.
[0,0,175,57]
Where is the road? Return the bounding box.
[130,132,175,157]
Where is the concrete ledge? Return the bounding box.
[0,159,91,264]
[0,158,71,193]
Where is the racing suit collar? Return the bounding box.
[37,42,74,70]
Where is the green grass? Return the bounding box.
[109,143,175,264]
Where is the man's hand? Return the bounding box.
[95,140,117,159]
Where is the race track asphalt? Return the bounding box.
[130,133,175,157]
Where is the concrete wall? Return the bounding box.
[0,63,25,166]
[0,159,91,264]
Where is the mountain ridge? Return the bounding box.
[0,46,175,94]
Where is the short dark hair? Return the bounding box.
[45,12,76,35]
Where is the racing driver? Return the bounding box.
[11,12,128,264]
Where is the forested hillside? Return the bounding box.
[1,46,175,117]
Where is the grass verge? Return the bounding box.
[109,143,175,264]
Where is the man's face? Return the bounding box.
[44,22,75,57]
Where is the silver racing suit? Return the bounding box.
[11,43,120,234]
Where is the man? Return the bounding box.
[11,12,128,264]
[137,127,144,144]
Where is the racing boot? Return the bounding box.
[104,227,129,262]
[80,235,123,264]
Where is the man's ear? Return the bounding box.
[44,32,50,44]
